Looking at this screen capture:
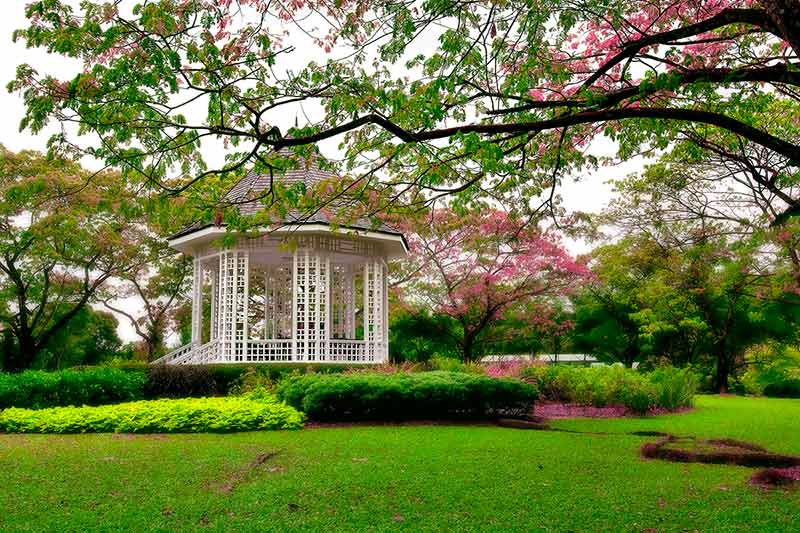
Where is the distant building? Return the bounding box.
[537,353,598,365]
[480,353,598,365]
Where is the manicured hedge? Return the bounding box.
[0,368,146,409]
[0,392,304,434]
[763,380,800,399]
[0,363,364,409]
[140,363,361,399]
[276,371,538,421]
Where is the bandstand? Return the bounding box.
[153,157,407,365]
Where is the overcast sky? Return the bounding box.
[0,2,640,343]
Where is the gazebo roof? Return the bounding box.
[168,151,407,256]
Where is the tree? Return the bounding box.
[578,233,800,391]
[0,147,145,371]
[35,307,123,369]
[397,209,589,362]
[9,1,800,225]
[103,236,191,362]
[387,309,461,363]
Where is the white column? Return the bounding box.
[191,258,203,345]
[291,250,302,361]
[241,251,249,360]
[264,269,271,340]
[216,250,249,362]
[321,254,330,360]
[210,261,218,341]
[364,262,373,362]
[344,264,356,339]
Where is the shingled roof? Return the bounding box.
[169,151,403,240]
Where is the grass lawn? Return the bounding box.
[1,395,799,532]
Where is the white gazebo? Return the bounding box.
[153,157,407,365]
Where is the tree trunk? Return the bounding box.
[463,336,474,364]
[715,347,730,394]
[761,0,800,58]
[5,334,36,372]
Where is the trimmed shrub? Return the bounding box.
[143,363,362,398]
[276,371,538,421]
[144,364,241,398]
[763,380,800,399]
[0,363,367,409]
[0,368,146,409]
[0,392,304,434]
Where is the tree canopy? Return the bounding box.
[395,208,589,361]
[10,0,800,225]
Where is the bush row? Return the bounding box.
[763,380,800,399]
[0,368,146,409]
[276,371,538,421]
[0,364,360,409]
[519,366,698,414]
[0,391,304,434]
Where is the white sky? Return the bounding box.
[0,1,638,343]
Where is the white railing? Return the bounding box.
[171,339,220,365]
[244,339,294,362]
[151,339,220,365]
[153,338,387,365]
[327,339,368,362]
[151,342,195,365]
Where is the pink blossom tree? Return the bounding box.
[395,209,591,362]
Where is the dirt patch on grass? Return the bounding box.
[212,451,281,495]
[495,416,550,430]
[533,402,693,419]
[642,435,800,489]
[304,420,494,429]
[750,466,800,489]
[111,433,169,441]
[641,435,800,468]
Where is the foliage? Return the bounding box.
[573,234,800,391]
[15,307,125,370]
[144,364,242,399]
[0,394,304,434]
[387,310,461,362]
[763,380,800,399]
[276,371,537,421]
[0,368,146,409]
[648,367,701,411]
[520,366,697,414]
[484,358,544,379]
[396,208,589,362]
[421,356,486,375]
[740,344,800,396]
[142,363,360,398]
[0,147,148,371]
[9,1,800,233]
[103,241,191,362]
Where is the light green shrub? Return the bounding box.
[648,367,698,409]
[423,356,486,374]
[0,392,304,434]
[519,365,695,413]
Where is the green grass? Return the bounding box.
[1,395,799,532]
